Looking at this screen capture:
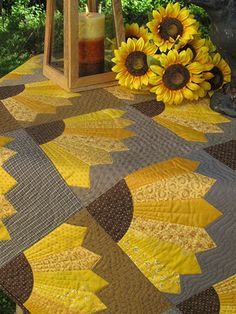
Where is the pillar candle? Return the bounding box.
[78,12,105,76]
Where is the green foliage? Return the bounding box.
[0,0,210,77]
[0,0,45,77]
[122,0,154,25]
[0,290,16,314]
[188,4,210,37]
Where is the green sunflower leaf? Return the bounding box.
[147,55,161,67]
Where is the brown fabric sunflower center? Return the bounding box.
[159,18,184,40]
[125,51,149,76]
[209,66,224,90]
[163,64,190,90]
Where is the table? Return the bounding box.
[0,55,236,314]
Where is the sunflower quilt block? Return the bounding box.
[1,80,79,126]
[6,223,108,314]
[40,109,135,189]
[119,157,222,294]
[154,97,230,142]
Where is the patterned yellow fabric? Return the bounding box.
[0,55,42,82]
[2,80,78,123]
[154,98,229,142]
[119,157,222,294]
[41,109,135,188]
[24,223,108,314]
[214,274,236,314]
[0,136,17,240]
[105,85,151,101]
[24,81,79,98]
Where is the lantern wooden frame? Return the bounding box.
[43,0,125,92]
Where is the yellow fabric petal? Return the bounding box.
[0,221,11,240]
[0,136,13,147]
[133,198,222,228]
[125,157,199,190]
[41,142,91,188]
[155,116,208,142]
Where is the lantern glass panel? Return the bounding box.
[44,0,125,91]
[49,0,64,74]
[78,0,118,77]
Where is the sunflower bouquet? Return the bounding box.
[112,2,231,105]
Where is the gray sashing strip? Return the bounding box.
[165,150,236,304]
[203,118,236,149]
[72,106,194,206]
[0,128,82,267]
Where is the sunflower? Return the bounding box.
[176,35,211,64]
[205,52,231,93]
[125,23,150,42]
[147,3,198,52]
[149,49,211,105]
[112,38,157,90]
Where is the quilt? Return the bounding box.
[0,55,236,314]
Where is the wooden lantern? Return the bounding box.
[43,0,125,92]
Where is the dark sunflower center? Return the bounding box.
[163,64,190,90]
[159,18,184,40]
[179,44,197,59]
[209,66,224,90]
[125,51,149,76]
[126,35,139,41]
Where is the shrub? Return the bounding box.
[0,290,15,314]
[0,0,45,76]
